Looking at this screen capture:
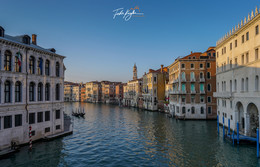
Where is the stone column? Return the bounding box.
[245,113,250,136]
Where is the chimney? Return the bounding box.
[32,34,37,45]
[191,51,193,54]
[161,64,164,72]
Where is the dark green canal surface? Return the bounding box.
[0,102,259,167]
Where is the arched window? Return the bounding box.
[241,78,244,91]
[207,84,211,91]
[15,52,22,72]
[56,84,60,100]
[29,56,35,74]
[200,107,204,114]
[45,59,50,76]
[37,58,43,75]
[246,77,248,92]
[38,83,43,101]
[45,83,50,101]
[207,72,211,79]
[4,81,11,103]
[191,107,195,114]
[182,107,186,114]
[4,50,12,71]
[200,72,204,79]
[15,81,22,102]
[256,76,259,91]
[29,82,35,101]
[181,72,185,80]
[56,62,60,77]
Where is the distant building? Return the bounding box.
[101,81,121,104]
[214,8,260,137]
[168,48,216,119]
[123,79,142,107]
[85,81,102,103]
[64,81,82,102]
[0,26,66,150]
[142,65,168,111]
[115,83,124,105]
[81,85,86,102]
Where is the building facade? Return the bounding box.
[0,26,65,150]
[123,79,142,108]
[168,48,217,119]
[142,65,168,111]
[115,83,124,105]
[214,8,260,137]
[85,81,102,103]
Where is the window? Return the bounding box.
[56,110,61,119]
[207,72,210,79]
[242,54,244,64]
[230,43,232,50]
[31,131,35,136]
[182,107,186,114]
[23,36,30,44]
[246,53,249,63]
[37,112,43,123]
[190,63,194,69]
[190,72,195,80]
[4,50,12,71]
[181,64,185,69]
[207,62,210,68]
[29,82,35,101]
[45,83,50,101]
[38,83,43,101]
[15,52,22,72]
[207,96,211,103]
[230,60,232,69]
[256,48,259,60]
[56,84,60,100]
[45,59,50,76]
[4,81,11,103]
[246,32,249,41]
[191,95,195,103]
[207,84,211,91]
[256,76,259,91]
[230,101,233,109]
[45,127,50,133]
[241,78,244,91]
[235,58,238,67]
[154,77,157,83]
[191,83,195,92]
[181,96,185,103]
[256,25,259,35]
[29,113,35,124]
[181,83,186,92]
[15,81,22,102]
[200,96,204,103]
[200,72,204,79]
[29,56,35,74]
[15,114,22,127]
[246,78,249,92]
[37,58,43,75]
[208,107,212,114]
[56,62,60,77]
[45,111,50,121]
[191,107,195,114]
[200,83,204,91]
[181,72,185,80]
[235,40,237,47]
[4,116,12,129]
[242,35,244,43]
[235,79,237,91]
[0,27,4,37]
[56,125,61,130]
[200,107,204,114]
[200,63,203,68]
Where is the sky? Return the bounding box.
[0,0,260,83]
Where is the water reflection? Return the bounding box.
[0,102,259,167]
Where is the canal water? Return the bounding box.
[0,102,259,167]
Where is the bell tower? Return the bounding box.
[133,63,137,80]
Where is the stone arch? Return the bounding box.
[247,103,259,137]
[235,101,245,132]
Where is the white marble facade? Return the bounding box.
[0,27,65,150]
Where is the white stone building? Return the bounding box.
[214,7,260,137]
[0,26,65,150]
